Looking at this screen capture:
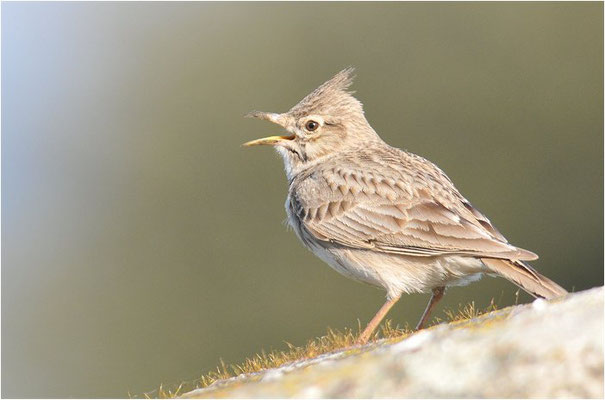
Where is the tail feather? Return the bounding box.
[481,258,568,299]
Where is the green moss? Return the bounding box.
[139,300,503,399]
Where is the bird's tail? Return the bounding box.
[481,258,568,299]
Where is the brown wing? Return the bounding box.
[290,153,537,261]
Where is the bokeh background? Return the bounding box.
[2,2,603,398]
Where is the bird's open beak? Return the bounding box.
[243,111,295,147]
[243,135,295,147]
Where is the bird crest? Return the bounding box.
[287,67,364,120]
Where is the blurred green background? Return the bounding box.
[2,2,603,398]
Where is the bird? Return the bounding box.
[243,68,567,344]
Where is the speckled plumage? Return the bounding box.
[245,68,567,342]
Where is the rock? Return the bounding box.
[182,287,604,398]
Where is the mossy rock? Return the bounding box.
[181,287,603,398]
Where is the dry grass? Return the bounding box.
[140,301,499,399]
[441,298,499,323]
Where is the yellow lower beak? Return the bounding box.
[242,135,295,147]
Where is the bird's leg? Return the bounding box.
[415,286,446,330]
[357,295,401,344]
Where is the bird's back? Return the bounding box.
[286,142,538,261]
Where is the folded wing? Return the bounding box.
[291,160,537,261]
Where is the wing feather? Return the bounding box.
[290,150,538,261]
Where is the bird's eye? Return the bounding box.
[305,120,319,131]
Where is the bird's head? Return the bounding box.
[244,68,379,178]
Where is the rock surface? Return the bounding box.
[182,287,604,398]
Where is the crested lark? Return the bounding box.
[244,68,567,344]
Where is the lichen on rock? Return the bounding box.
[181,287,604,399]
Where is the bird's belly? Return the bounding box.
[306,243,487,299]
[285,199,486,298]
